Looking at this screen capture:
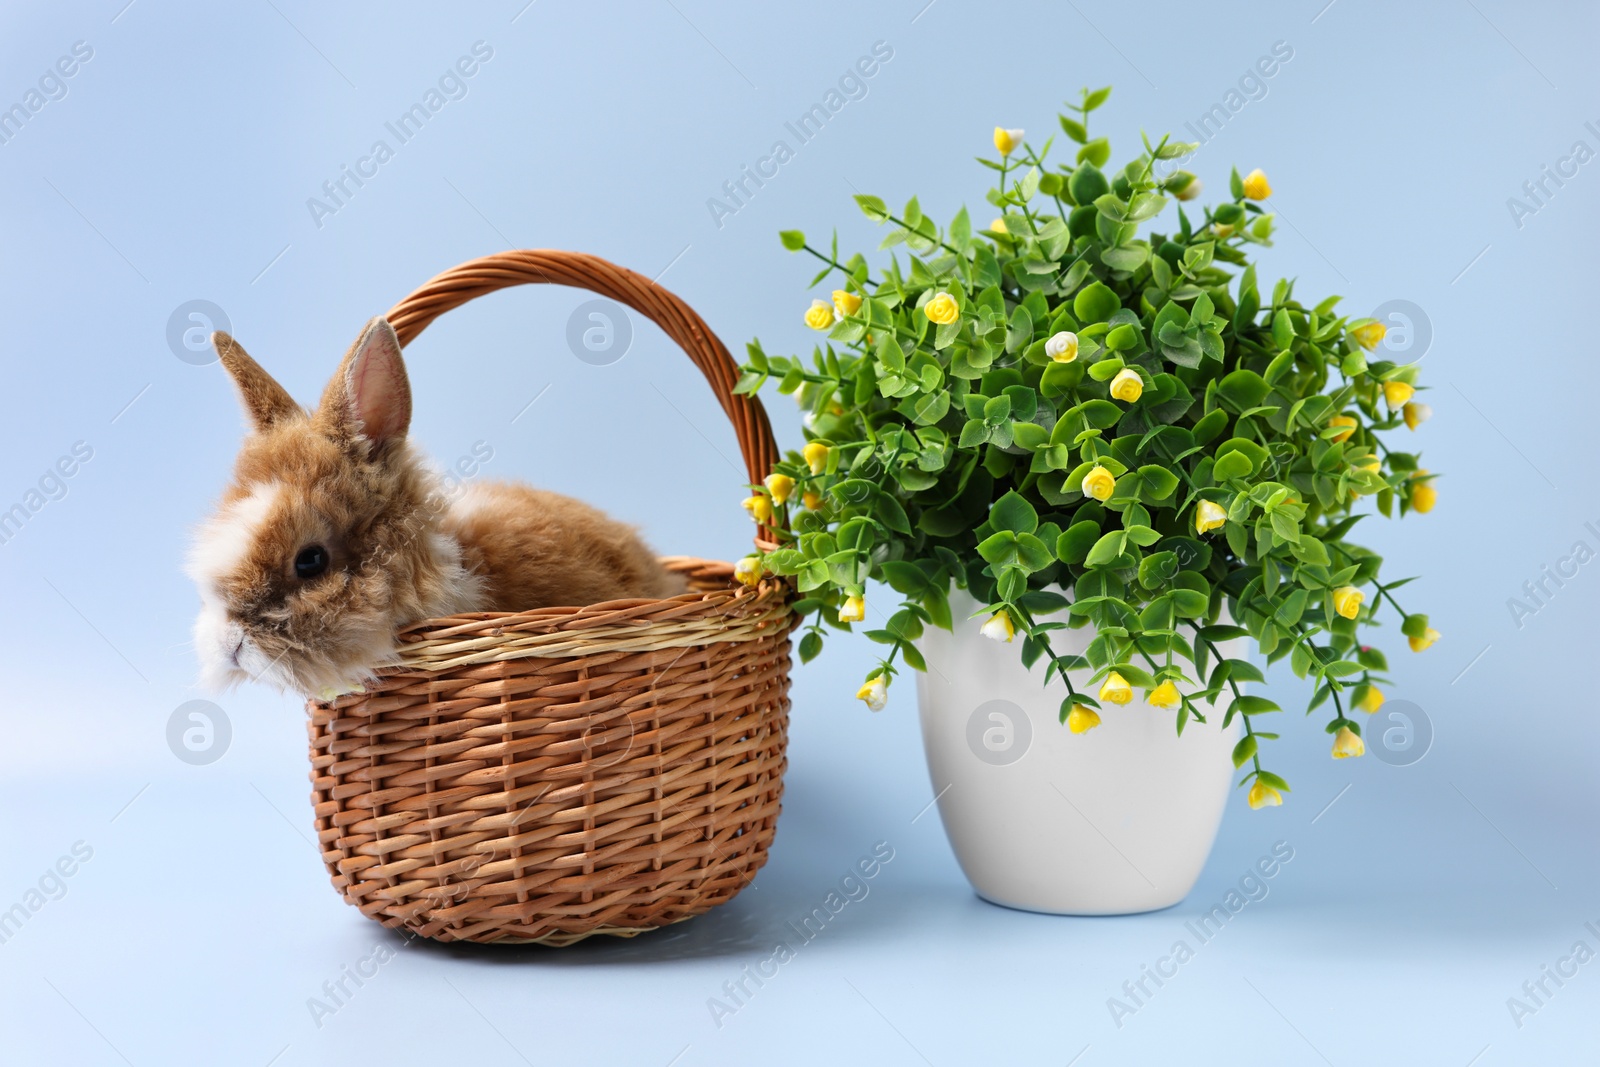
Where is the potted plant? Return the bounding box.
[733,87,1439,914]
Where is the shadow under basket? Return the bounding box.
[306,251,794,946]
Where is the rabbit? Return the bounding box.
[187,316,685,698]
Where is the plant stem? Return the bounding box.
[1011,604,1081,699]
[802,244,879,288]
[1191,623,1263,781]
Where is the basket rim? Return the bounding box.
[339,557,794,678]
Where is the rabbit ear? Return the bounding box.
[213,331,301,432]
[317,316,412,450]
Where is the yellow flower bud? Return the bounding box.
[1383,380,1415,409]
[979,610,1015,643]
[1402,402,1431,430]
[803,441,830,475]
[1109,368,1144,403]
[802,490,823,511]
[990,217,1008,234]
[1408,626,1440,653]
[1327,415,1357,443]
[839,595,865,623]
[733,556,762,587]
[1332,725,1365,759]
[1351,321,1387,350]
[1357,686,1384,714]
[741,494,773,524]
[1044,330,1079,363]
[993,126,1024,156]
[924,290,960,325]
[1242,168,1272,200]
[1213,223,1236,239]
[1147,681,1181,710]
[1195,499,1227,534]
[1099,671,1133,706]
[1410,469,1436,514]
[764,473,795,505]
[1082,465,1116,502]
[1248,781,1283,809]
[1332,585,1364,620]
[1066,705,1102,734]
[832,289,862,318]
[804,299,834,331]
[857,675,887,711]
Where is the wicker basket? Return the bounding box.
[306,250,794,946]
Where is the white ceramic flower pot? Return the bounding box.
[916,591,1243,915]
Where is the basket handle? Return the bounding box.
[384,249,779,498]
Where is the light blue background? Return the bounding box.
[1,1,1596,1064]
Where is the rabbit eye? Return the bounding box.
[294,545,329,580]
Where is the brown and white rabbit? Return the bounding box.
[187,316,684,698]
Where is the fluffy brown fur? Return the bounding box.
[445,481,684,609]
[188,317,682,697]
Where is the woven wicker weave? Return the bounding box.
[307,251,793,946]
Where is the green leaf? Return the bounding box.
[1273,588,1309,627]
[1016,532,1054,572]
[990,491,1039,534]
[1059,115,1088,144]
[1085,531,1128,567]
[1011,421,1049,450]
[1105,324,1140,351]
[798,630,823,663]
[1019,166,1042,202]
[1231,734,1258,768]
[879,560,928,595]
[1216,436,1270,473]
[997,565,1028,602]
[1139,595,1175,632]
[1170,588,1209,618]
[1213,451,1252,482]
[1263,348,1296,384]
[1137,465,1180,501]
[1111,663,1155,687]
[1077,137,1111,167]
[1271,308,1294,350]
[950,206,972,250]
[1057,520,1101,564]
[1218,369,1270,411]
[1124,524,1161,547]
[1228,660,1265,683]
[1191,408,1228,444]
[1069,163,1110,206]
[854,194,890,223]
[977,530,1019,566]
[1073,281,1120,323]
[1080,399,1124,429]
[1402,613,1430,639]
[1138,551,1179,589]
[1101,244,1150,272]
[779,230,806,252]
[876,493,911,534]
